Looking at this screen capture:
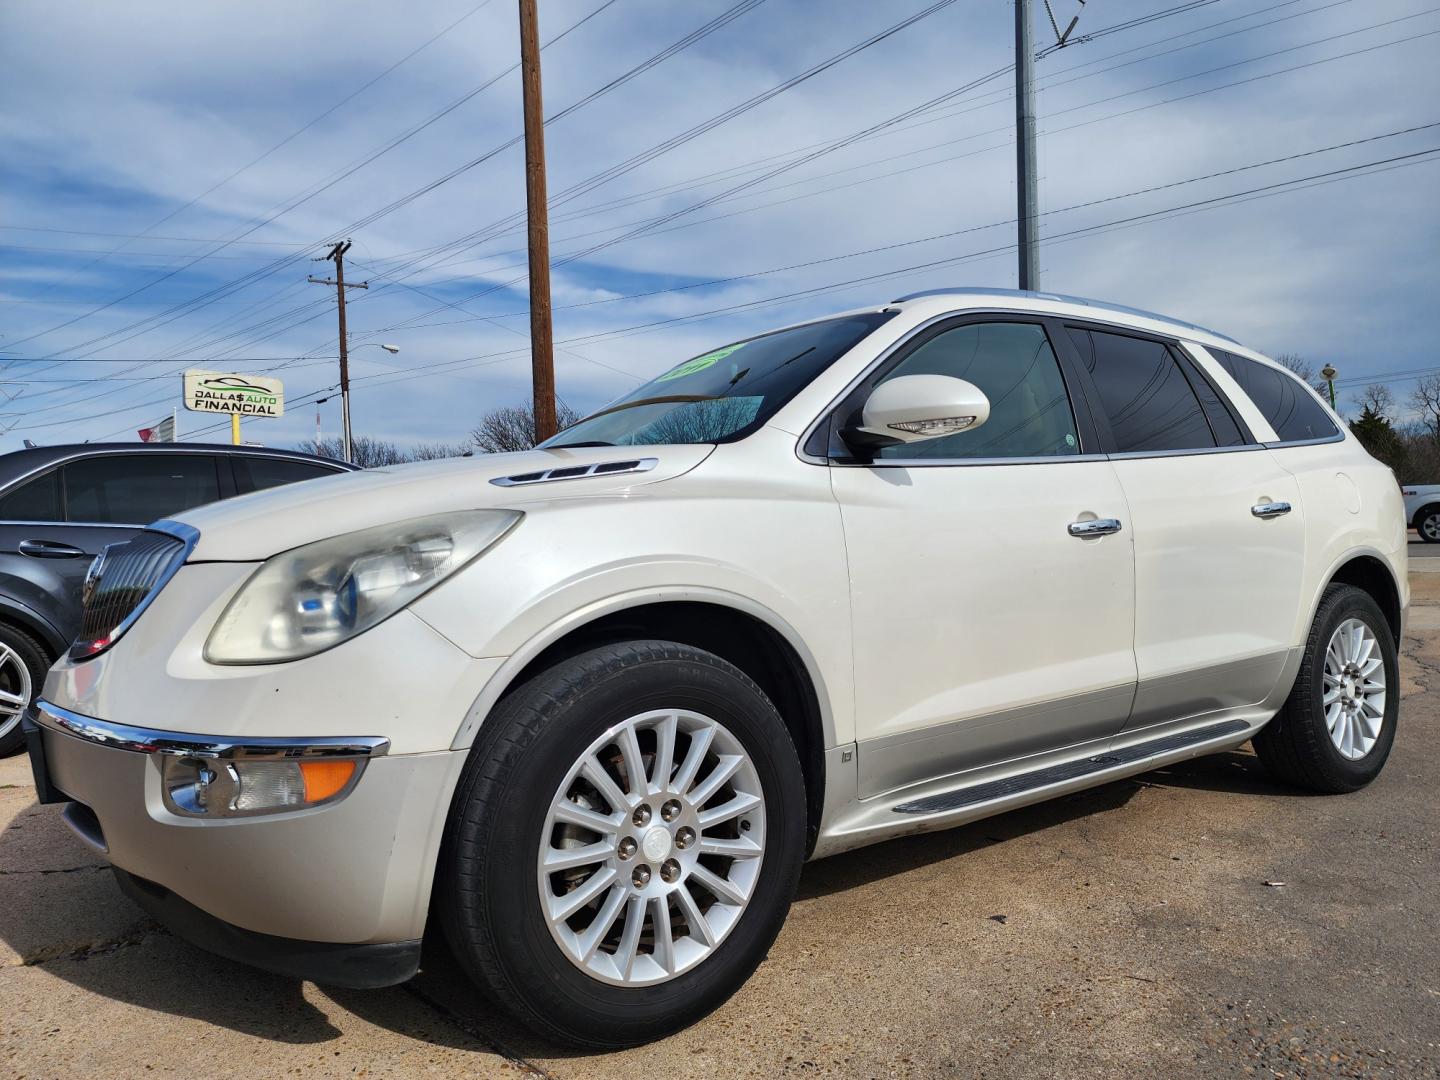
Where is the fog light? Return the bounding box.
[161,756,362,818]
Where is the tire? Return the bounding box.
[0,623,51,757]
[1416,506,1440,543]
[1253,584,1398,793]
[438,640,806,1049]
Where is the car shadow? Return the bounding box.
[1,744,1314,1057]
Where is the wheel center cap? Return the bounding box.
[641,827,673,862]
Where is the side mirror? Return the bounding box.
[844,374,991,450]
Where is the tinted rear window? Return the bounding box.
[0,470,61,522]
[1066,327,1216,453]
[233,456,339,494]
[1211,350,1339,443]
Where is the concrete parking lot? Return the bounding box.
[4,553,1438,1079]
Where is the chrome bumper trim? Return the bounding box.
[33,700,389,760]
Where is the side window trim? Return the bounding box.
[1052,319,1268,460]
[822,312,1102,465]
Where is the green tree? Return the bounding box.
[1349,404,1407,476]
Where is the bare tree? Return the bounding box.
[471,400,580,454]
[1410,374,1440,445]
[306,436,470,467]
[409,441,474,461]
[1274,353,1315,383]
[1352,383,1395,420]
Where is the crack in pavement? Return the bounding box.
[0,864,109,876]
[400,982,560,1079]
[18,924,159,967]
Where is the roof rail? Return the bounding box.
[889,286,1239,344]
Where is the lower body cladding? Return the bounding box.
[30,702,468,989]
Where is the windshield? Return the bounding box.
[541,310,895,448]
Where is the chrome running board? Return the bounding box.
[810,714,1263,860]
[894,718,1248,815]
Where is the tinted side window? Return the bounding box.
[1211,349,1339,443]
[0,471,62,522]
[233,456,339,494]
[872,322,1080,459]
[1067,328,1216,453]
[64,455,221,525]
[1179,355,1247,447]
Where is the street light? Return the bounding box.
[1321,363,1338,409]
[339,344,401,461]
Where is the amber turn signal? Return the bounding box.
[300,760,358,803]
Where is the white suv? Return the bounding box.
[28,288,1406,1047]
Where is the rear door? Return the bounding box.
[1058,324,1306,735]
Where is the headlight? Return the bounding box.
[205,510,520,664]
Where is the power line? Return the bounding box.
[72,142,1438,445]
[361,12,1440,339]
[3,0,631,358]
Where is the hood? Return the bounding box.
[176,444,714,561]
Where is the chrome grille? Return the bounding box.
[71,530,188,660]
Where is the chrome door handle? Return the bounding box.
[18,539,88,559]
[1068,518,1123,538]
[1251,501,1292,519]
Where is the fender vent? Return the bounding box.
[490,457,659,487]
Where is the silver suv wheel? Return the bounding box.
[1323,617,1386,759]
[537,708,766,987]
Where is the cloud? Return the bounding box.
[2,0,1437,448]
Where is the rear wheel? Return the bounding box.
[1253,584,1398,792]
[1417,506,1440,543]
[438,640,806,1048]
[0,624,50,757]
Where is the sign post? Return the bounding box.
[183,371,285,442]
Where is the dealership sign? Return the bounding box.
[183,370,285,417]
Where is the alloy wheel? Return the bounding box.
[1322,617,1386,760]
[537,709,766,987]
[0,641,33,743]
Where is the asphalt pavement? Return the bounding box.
[4,567,1439,1078]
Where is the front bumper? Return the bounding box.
[30,700,469,952]
[114,869,420,989]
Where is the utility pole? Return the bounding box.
[308,240,368,463]
[1017,1,1088,292]
[518,0,557,444]
[1014,0,1040,291]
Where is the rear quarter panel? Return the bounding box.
[1269,440,1408,643]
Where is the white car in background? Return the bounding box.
[28,288,1406,1047]
[1401,484,1440,541]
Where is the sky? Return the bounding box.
[1,0,1437,452]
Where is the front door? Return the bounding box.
[828,317,1138,799]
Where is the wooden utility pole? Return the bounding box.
[518,0,557,443]
[309,240,368,463]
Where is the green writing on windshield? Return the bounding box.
[656,343,745,382]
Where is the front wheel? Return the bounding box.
[1253,584,1398,792]
[1417,506,1440,543]
[438,640,806,1048]
[0,624,50,757]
